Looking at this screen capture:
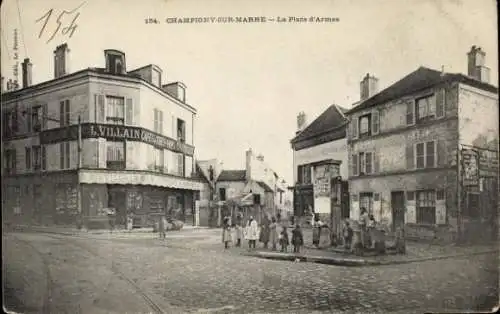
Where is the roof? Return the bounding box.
[218,170,246,181]
[347,67,499,115]
[256,181,274,192]
[291,104,348,144]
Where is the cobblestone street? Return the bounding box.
[3,230,498,313]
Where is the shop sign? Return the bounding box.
[39,123,195,156]
[461,149,479,186]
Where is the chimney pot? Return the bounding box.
[360,73,379,101]
[22,58,33,88]
[54,43,70,78]
[297,111,307,132]
[467,45,489,83]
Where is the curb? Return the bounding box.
[243,249,499,267]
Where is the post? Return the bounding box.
[457,146,462,243]
[77,115,82,227]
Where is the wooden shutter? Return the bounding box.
[60,143,65,169]
[435,88,446,118]
[352,117,358,139]
[65,100,70,126]
[405,191,416,223]
[406,100,415,125]
[126,140,134,169]
[372,110,380,135]
[95,95,105,123]
[26,106,32,132]
[352,154,359,176]
[373,192,381,221]
[99,139,107,168]
[41,146,47,170]
[159,110,164,134]
[350,193,359,219]
[163,148,169,173]
[346,118,351,139]
[25,147,31,170]
[435,189,446,224]
[365,152,373,174]
[373,152,380,173]
[153,109,158,132]
[42,104,48,130]
[406,144,414,170]
[60,101,65,126]
[125,98,133,125]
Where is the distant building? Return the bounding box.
[290,105,350,225]
[345,45,498,242]
[1,43,204,228]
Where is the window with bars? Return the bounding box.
[416,190,436,224]
[106,141,125,169]
[106,96,125,125]
[359,192,374,214]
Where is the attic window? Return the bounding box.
[116,60,123,74]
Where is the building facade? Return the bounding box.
[2,43,204,228]
[290,105,350,225]
[345,46,498,242]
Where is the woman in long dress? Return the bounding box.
[269,217,279,251]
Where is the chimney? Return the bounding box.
[54,43,70,78]
[467,45,490,83]
[360,73,379,101]
[22,58,33,88]
[296,111,307,134]
[246,148,253,181]
[163,82,187,102]
[104,49,127,75]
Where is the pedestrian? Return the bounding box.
[367,214,376,248]
[312,215,323,248]
[342,220,353,250]
[269,217,279,251]
[245,216,259,250]
[222,216,232,249]
[259,215,270,249]
[159,214,166,240]
[107,208,116,233]
[359,207,369,249]
[234,220,243,247]
[279,226,289,252]
[291,224,304,253]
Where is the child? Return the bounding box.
[279,226,289,252]
[342,220,353,250]
[222,217,232,249]
[291,224,304,253]
[234,222,243,247]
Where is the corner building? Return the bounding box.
[2,44,203,227]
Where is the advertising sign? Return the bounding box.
[462,149,479,186]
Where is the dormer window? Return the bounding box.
[116,60,123,75]
[104,49,127,74]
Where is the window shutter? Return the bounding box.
[372,110,380,135]
[126,140,134,169]
[436,88,445,118]
[60,143,65,169]
[352,154,359,176]
[125,98,133,125]
[41,146,47,170]
[352,117,358,139]
[60,101,65,126]
[373,192,381,221]
[96,95,105,123]
[12,105,19,132]
[405,191,416,223]
[27,106,32,132]
[42,104,48,130]
[99,140,106,168]
[436,189,446,224]
[406,144,414,170]
[406,100,415,125]
[163,148,169,173]
[65,100,70,126]
[159,110,164,134]
[374,152,380,173]
[25,147,31,170]
[153,109,158,132]
[365,152,373,174]
[346,118,351,139]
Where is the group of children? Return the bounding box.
[221,216,305,253]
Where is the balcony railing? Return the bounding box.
[106,160,126,170]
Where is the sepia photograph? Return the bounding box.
[1,0,499,313]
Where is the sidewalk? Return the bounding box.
[244,228,499,266]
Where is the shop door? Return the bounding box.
[109,190,126,225]
[391,191,405,232]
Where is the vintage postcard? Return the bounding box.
[1,0,498,313]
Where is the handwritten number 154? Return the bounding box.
[36,2,86,44]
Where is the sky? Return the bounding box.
[1,0,498,184]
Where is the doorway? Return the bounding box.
[391,191,405,232]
